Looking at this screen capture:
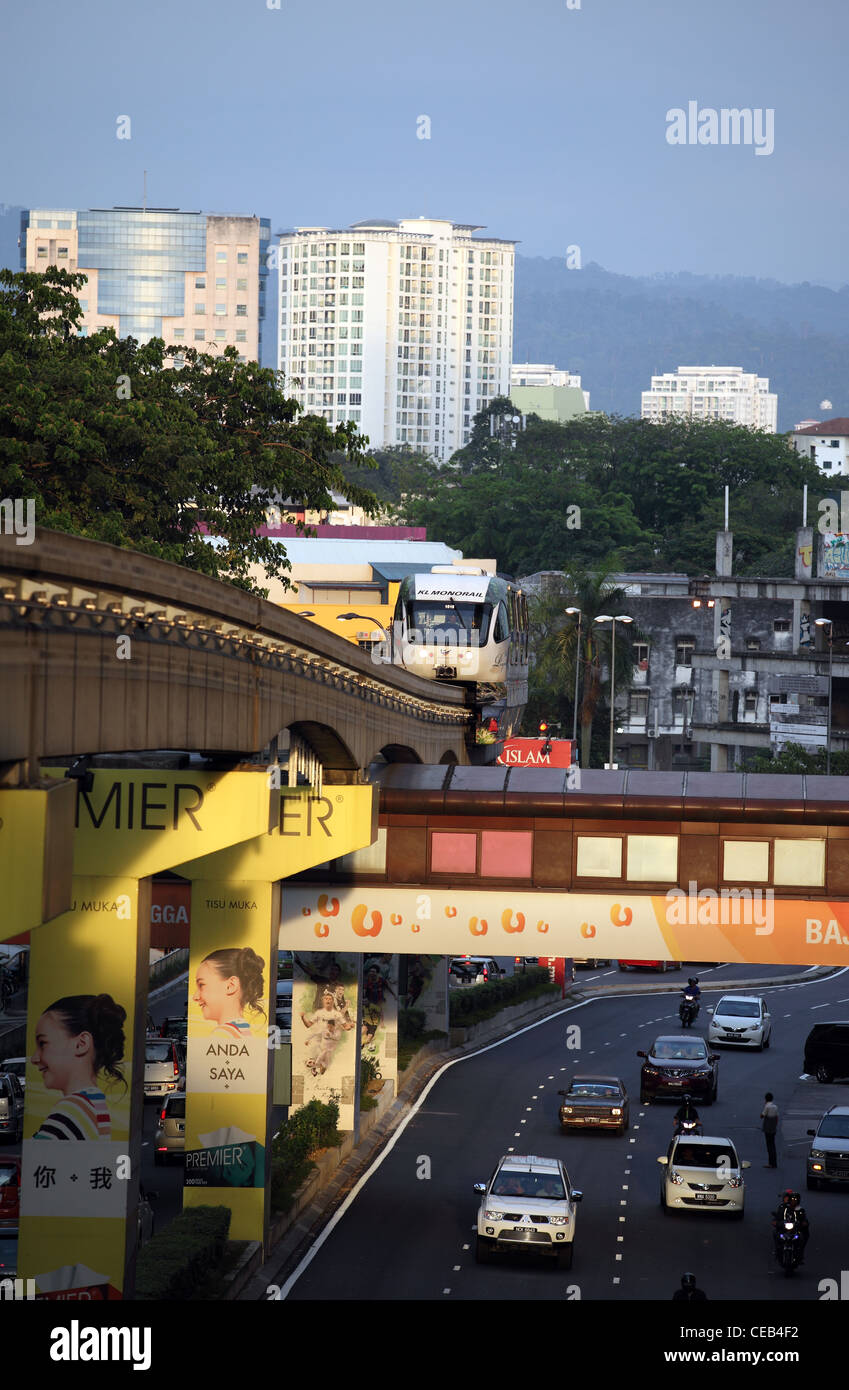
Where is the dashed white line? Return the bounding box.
[443,1288,451,1295]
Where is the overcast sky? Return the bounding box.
[3,0,846,285]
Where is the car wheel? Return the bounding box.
[475,1236,493,1265]
[806,1176,819,1192]
[816,1063,834,1084]
[556,1243,573,1270]
[763,1031,771,1050]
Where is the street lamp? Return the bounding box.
[337,611,393,661]
[565,607,582,754]
[594,614,633,769]
[815,617,834,774]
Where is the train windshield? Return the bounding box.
[405,601,490,645]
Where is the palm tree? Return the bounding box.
[529,566,640,768]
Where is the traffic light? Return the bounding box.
[539,720,552,755]
[538,720,549,734]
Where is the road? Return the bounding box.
[279,963,849,1301]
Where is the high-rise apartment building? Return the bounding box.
[20,207,271,363]
[510,362,590,419]
[276,217,515,461]
[641,365,777,432]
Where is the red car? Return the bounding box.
[0,1157,20,1224]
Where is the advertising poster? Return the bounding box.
[18,875,147,1300]
[290,952,361,1131]
[280,883,849,968]
[361,954,398,1095]
[821,533,849,580]
[183,881,276,1240]
[401,955,447,1031]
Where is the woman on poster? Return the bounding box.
[193,947,267,1038]
[31,994,127,1140]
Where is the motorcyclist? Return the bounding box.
[673,1093,702,1135]
[672,1272,707,1302]
[772,1190,809,1261]
[680,977,701,1019]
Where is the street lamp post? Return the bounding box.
[815,617,834,774]
[594,614,633,769]
[337,611,393,662]
[565,606,582,755]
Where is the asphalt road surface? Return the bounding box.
[280,963,849,1301]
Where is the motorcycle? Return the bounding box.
[673,1116,704,1137]
[774,1217,804,1277]
[679,993,699,1027]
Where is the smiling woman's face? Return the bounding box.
[30,1011,87,1092]
[193,963,237,1023]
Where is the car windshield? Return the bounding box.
[673,1143,738,1169]
[818,1116,849,1138]
[0,1166,18,1188]
[652,1041,707,1060]
[492,1170,566,1200]
[167,1098,186,1119]
[717,1000,760,1017]
[1,1063,25,1078]
[568,1084,620,1099]
[145,1044,173,1063]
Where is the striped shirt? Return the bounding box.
[34,1088,111,1141]
[212,1019,251,1040]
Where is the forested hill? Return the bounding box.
[513,258,849,431]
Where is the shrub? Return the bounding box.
[134,1205,231,1300]
[449,966,558,1028]
[270,1098,341,1212]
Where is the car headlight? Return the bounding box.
[561,1106,573,1114]
[643,1066,659,1076]
[691,1069,712,1078]
[669,1169,684,1185]
[548,1216,568,1226]
[610,1108,622,1116]
[810,1149,826,1158]
[485,1209,504,1220]
[728,1177,743,1188]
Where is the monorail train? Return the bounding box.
[391,567,529,737]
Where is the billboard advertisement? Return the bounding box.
[291,952,360,1131]
[361,954,398,1095]
[18,875,148,1300]
[821,533,849,580]
[401,955,447,1030]
[497,738,575,768]
[182,882,276,1239]
[279,883,849,968]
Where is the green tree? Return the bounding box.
[743,743,849,775]
[0,267,379,592]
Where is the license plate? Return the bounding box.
[144,1084,158,1093]
[692,1193,717,1202]
[513,1225,528,1231]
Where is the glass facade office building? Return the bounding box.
[21,207,270,362]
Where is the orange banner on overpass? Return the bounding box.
[280,885,849,967]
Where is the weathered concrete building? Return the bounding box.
[521,527,849,771]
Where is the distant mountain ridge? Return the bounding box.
[513,258,849,431]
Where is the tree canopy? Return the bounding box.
[381,401,825,579]
[0,267,379,591]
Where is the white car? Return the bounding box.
[708,994,771,1049]
[474,1154,582,1268]
[658,1134,750,1218]
[0,1059,27,1092]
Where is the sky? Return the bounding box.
[2,0,847,286]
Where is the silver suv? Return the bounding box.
[807,1106,849,1190]
[474,1154,582,1268]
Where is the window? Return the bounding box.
[216,251,227,262]
[236,304,247,316]
[746,637,760,650]
[237,252,248,264]
[236,329,247,342]
[37,245,47,257]
[744,691,758,713]
[173,328,184,339]
[773,838,825,887]
[57,246,68,257]
[723,840,769,882]
[576,837,622,878]
[236,278,247,291]
[194,303,205,315]
[626,835,677,881]
[194,329,205,340]
[214,329,226,339]
[773,619,791,633]
[431,833,476,874]
[215,303,226,315]
[630,692,649,719]
[675,639,694,666]
[633,643,649,667]
[480,832,532,878]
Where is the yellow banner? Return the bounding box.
[0,782,75,938]
[182,881,277,1242]
[42,769,274,879]
[175,786,376,881]
[280,884,849,967]
[18,875,149,1300]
